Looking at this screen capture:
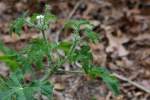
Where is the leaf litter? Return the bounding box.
[0,0,150,100]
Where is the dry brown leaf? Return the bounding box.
[141,80,150,90]
[104,26,129,57]
[90,43,107,66]
[54,83,65,91]
[134,33,150,41]
[1,33,40,43]
[139,49,150,69]
[0,62,9,77]
[0,2,7,14]
[82,2,97,19]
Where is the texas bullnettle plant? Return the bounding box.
[0,6,120,100]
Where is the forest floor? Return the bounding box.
[0,0,150,100]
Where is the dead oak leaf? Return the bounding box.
[104,26,129,57]
[89,43,107,66]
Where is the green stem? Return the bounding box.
[41,59,65,81]
[41,30,48,43]
[41,33,79,82]
[68,34,78,56]
[41,30,51,70]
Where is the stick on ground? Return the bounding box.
[113,73,150,94]
[55,0,83,42]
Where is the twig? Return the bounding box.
[113,73,150,94]
[57,70,83,74]
[94,0,111,6]
[55,0,83,42]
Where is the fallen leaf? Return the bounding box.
[90,43,107,66]
[104,26,129,57]
[0,62,9,77]
[54,83,65,91]
[0,2,7,14]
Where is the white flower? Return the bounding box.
[36,15,44,20]
[36,15,45,26]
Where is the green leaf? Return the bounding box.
[0,70,53,100]
[87,67,120,95]
[65,20,89,32]
[10,17,25,35]
[0,41,19,71]
[58,41,72,54]
[84,29,98,43]
[0,41,17,55]
[102,74,120,96]
[44,5,57,24]
[70,44,92,64]
[44,12,56,23]
[0,55,19,71]
[30,13,39,23]
[20,38,52,69]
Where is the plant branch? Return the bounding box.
[41,30,47,42]
[41,58,66,82]
[41,34,79,82]
[57,70,83,74]
[41,30,52,70]
[41,1,83,81]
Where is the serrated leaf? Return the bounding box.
[0,42,20,71]
[101,74,120,96]
[58,41,72,54]
[30,13,39,23]
[84,29,98,43]
[87,67,120,95]
[44,12,56,23]
[0,55,19,71]
[10,17,25,35]
[65,20,89,32]
[20,38,51,69]
[0,41,17,55]
[0,70,53,100]
[72,44,92,64]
